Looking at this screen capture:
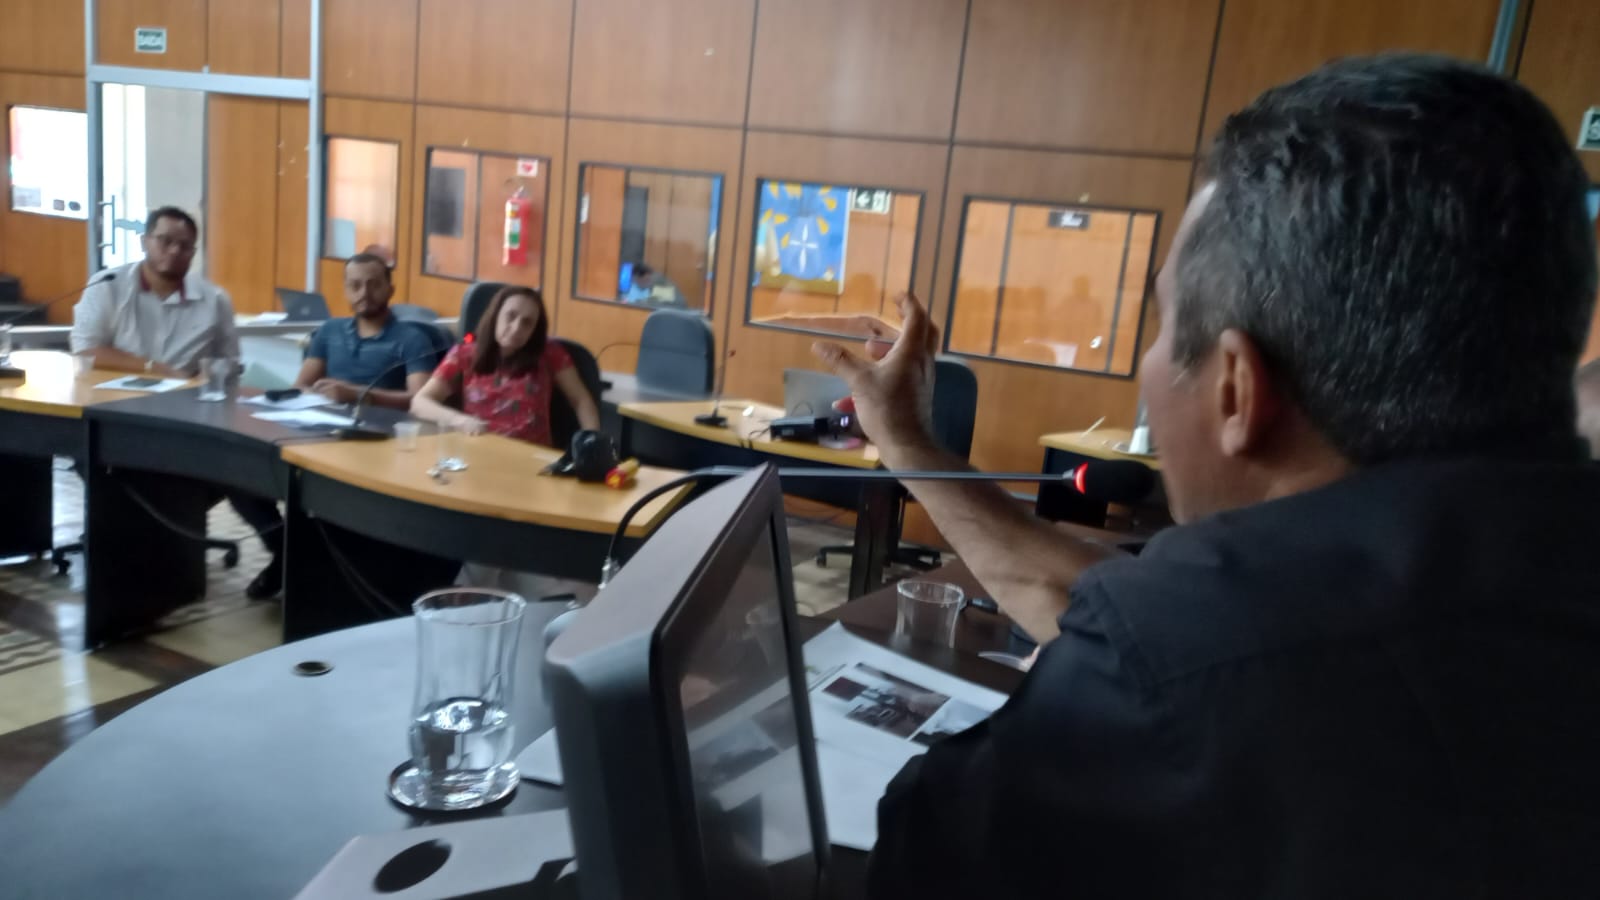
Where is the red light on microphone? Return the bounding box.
[463,333,475,344]
[1073,464,1089,494]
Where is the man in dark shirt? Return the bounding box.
[815,54,1600,897]
[293,253,436,406]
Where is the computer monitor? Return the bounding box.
[545,466,829,900]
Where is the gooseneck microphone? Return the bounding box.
[333,344,458,441]
[0,270,120,380]
[598,457,1158,585]
[694,348,737,427]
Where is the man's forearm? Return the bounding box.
[89,346,167,375]
[878,437,1122,642]
[362,387,416,410]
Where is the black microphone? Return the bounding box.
[694,348,736,427]
[0,271,120,380]
[599,458,1158,584]
[331,344,457,441]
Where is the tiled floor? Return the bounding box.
[0,464,898,804]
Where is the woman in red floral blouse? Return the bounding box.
[411,285,599,447]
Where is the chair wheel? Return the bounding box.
[54,558,70,576]
[223,547,241,568]
[815,553,828,567]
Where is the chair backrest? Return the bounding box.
[390,303,440,323]
[549,337,603,451]
[404,320,457,370]
[458,281,511,338]
[637,308,715,395]
[930,356,978,461]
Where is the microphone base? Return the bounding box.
[0,365,24,381]
[331,425,390,441]
[693,412,728,427]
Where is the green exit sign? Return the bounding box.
[134,27,167,54]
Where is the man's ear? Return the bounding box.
[1214,328,1282,457]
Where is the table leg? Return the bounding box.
[0,452,53,559]
[847,481,897,600]
[83,467,209,648]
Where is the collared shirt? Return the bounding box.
[869,455,1600,898]
[69,261,239,371]
[304,314,438,390]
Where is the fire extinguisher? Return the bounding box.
[503,184,533,267]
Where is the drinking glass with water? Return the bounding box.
[197,357,230,401]
[0,323,12,365]
[388,588,526,811]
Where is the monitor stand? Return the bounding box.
[295,809,578,899]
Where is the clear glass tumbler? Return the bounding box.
[435,423,468,472]
[895,580,965,648]
[0,323,12,364]
[389,588,526,811]
[197,357,229,401]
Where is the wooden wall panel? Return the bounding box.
[206,96,282,313]
[416,0,572,114]
[406,105,568,316]
[956,0,1220,154]
[0,73,89,319]
[96,0,208,71]
[1203,0,1501,141]
[0,0,86,75]
[935,145,1192,472]
[557,119,744,371]
[209,0,282,76]
[323,0,418,100]
[570,0,754,126]
[748,0,966,139]
[275,103,311,292]
[1517,0,1600,182]
[724,132,948,406]
[318,98,415,308]
[281,0,312,78]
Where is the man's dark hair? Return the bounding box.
[145,206,198,239]
[1174,53,1599,464]
[344,252,393,284]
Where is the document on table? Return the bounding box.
[515,622,1007,851]
[251,409,354,428]
[243,393,332,411]
[93,376,190,393]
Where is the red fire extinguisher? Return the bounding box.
[503,184,533,267]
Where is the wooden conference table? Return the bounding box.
[0,350,167,559]
[618,398,898,600]
[0,350,689,646]
[0,571,1024,900]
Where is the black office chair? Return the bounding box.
[403,320,457,369]
[459,281,512,338]
[550,338,604,451]
[637,308,716,395]
[50,488,241,575]
[816,356,979,572]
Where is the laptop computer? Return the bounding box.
[783,368,850,417]
[276,288,332,322]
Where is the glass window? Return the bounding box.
[8,106,89,220]
[946,198,1159,376]
[423,149,550,284]
[573,163,721,314]
[323,137,399,259]
[744,180,921,340]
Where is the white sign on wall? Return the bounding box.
[1579,107,1600,152]
[134,27,168,54]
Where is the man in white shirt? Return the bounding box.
[70,207,240,376]
[70,206,284,600]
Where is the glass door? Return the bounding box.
[97,84,206,273]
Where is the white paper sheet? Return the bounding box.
[93,376,189,393]
[516,623,1008,852]
[251,409,354,427]
[243,393,333,411]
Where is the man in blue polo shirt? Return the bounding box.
[293,252,435,406]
